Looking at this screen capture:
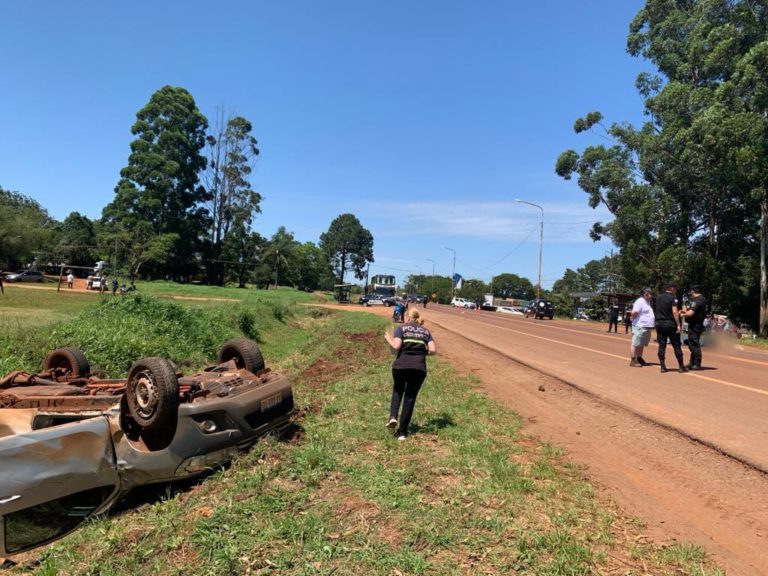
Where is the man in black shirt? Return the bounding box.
[680,285,708,370]
[655,283,687,373]
[607,305,619,333]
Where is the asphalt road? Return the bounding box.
[424,304,768,473]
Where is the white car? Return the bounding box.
[86,276,107,290]
[497,306,523,315]
[450,297,476,309]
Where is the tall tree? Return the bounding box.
[203,111,261,285]
[261,226,298,288]
[626,0,768,335]
[0,186,53,271]
[51,212,96,268]
[293,242,332,292]
[221,224,263,288]
[491,273,535,300]
[557,1,768,334]
[102,86,209,279]
[319,214,374,284]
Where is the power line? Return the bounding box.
[457,225,539,272]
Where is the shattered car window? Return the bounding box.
[5,486,114,553]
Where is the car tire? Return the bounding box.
[43,347,91,377]
[217,337,266,373]
[126,357,179,432]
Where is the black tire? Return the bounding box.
[44,347,91,377]
[126,357,179,432]
[217,338,265,373]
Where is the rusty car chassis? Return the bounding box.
[0,338,294,557]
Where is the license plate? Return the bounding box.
[261,393,282,411]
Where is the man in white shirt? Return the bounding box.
[630,287,655,367]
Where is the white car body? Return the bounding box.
[86,276,106,290]
[497,306,524,315]
[450,297,476,309]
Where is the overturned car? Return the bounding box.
[0,338,294,557]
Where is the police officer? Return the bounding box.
[680,285,707,370]
[654,283,688,373]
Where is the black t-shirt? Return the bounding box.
[392,323,433,371]
[655,292,678,325]
[688,295,708,327]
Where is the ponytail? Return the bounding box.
[407,308,424,325]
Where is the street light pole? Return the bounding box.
[443,246,456,300]
[515,199,544,300]
[425,258,435,298]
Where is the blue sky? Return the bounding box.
[1,1,649,287]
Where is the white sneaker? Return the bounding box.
[397,435,407,441]
[387,418,397,429]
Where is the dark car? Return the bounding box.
[359,294,396,307]
[0,338,294,557]
[525,298,555,320]
[4,270,44,283]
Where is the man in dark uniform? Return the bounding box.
[680,285,707,370]
[607,305,619,333]
[655,283,688,373]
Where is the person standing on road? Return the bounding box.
[607,305,619,333]
[680,285,708,370]
[623,308,631,334]
[629,288,655,367]
[383,308,436,441]
[654,283,688,373]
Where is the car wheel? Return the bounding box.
[126,357,179,432]
[44,347,91,377]
[217,337,266,373]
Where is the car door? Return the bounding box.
[0,416,120,556]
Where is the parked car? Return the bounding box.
[450,297,476,309]
[0,338,294,557]
[359,294,396,307]
[525,298,555,319]
[4,270,44,283]
[497,305,524,315]
[86,275,107,290]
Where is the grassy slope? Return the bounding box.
[2,285,723,575]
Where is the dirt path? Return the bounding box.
[328,303,768,576]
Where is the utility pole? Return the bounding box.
[443,246,456,301]
[425,258,435,298]
[515,199,544,299]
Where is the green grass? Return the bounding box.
[0,282,323,375]
[2,287,725,576]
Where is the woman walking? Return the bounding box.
[383,308,436,440]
